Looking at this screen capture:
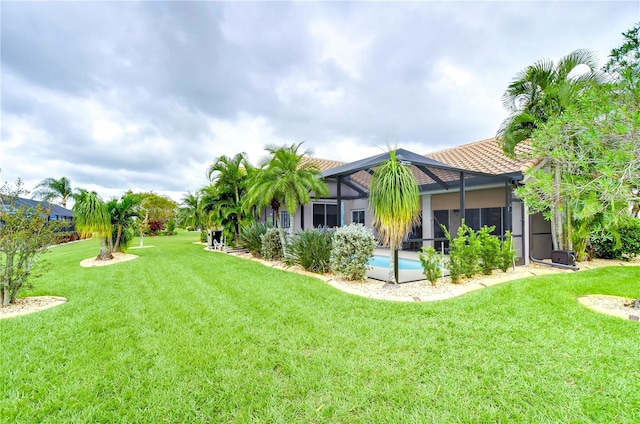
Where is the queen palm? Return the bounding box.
[73,189,113,260]
[497,49,601,156]
[32,177,74,208]
[369,149,420,284]
[244,142,329,254]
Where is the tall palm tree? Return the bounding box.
[206,153,255,242]
[106,193,140,253]
[244,142,329,254]
[73,189,113,260]
[369,149,421,284]
[32,177,74,208]
[497,49,602,156]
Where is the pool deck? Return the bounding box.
[368,248,448,283]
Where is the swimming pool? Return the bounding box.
[368,255,423,270]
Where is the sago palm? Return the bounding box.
[369,149,421,284]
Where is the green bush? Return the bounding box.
[444,222,481,283]
[240,221,272,255]
[285,228,334,273]
[478,225,500,275]
[330,224,376,281]
[591,217,640,261]
[499,231,516,272]
[260,228,284,260]
[200,229,207,243]
[165,219,176,236]
[418,245,443,285]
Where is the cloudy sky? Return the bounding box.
[1,1,638,204]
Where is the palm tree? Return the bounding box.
[497,49,602,156]
[177,191,204,231]
[369,149,421,284]
[206,153,255,243]
[106,193,140,253]
[497,49,602,251]
[244,142,329,254]
[73,189,113,260]
[32,177,74,208]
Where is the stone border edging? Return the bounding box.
[578,295,640,321]
[0,296,67,319]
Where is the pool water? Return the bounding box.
[368,255,423,270]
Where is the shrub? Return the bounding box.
[330,224,376,281]
[260,228,284,260]
[499,231,517,272]
[285,228,334,273]
[418,245,443,285]
[444,222,481,283]
[591,217,640,261]
[240,221,272,256]
[200,229,207,243]
[147,220,163,235]
[165,219,176,236]
[478,225,500,275]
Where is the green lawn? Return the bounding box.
[1,230,639,423]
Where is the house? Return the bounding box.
[258,138,552,265]
[1,196,75,230]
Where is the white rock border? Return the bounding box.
[0,296,67,319]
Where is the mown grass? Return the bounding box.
[1,230,639,423]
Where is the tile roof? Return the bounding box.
[307,138,540,192]
[426,137,539,175]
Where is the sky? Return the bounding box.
[1,1,639,205]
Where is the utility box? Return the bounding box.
[551,250,576,266]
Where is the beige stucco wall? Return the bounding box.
[431,187,506,210]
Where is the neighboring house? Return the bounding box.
[1,196,75,230]
[257,138,552,265]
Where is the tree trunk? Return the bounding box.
[388,244,399,284]
[273,206,288,257]
[97,236,114,261]
[553,163,564,251]
[2,255,13,306]
[114,225,123,253]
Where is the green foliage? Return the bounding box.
[165,218,176,235]
[1,179,67,306]
[330,224,376,281]
[31,176,74,208]
[243,142,329,254]
[445,223,513,281]
[260,228,284,260]
[240,221,272,255]
[478,226,500,275]
[590,217,640,261]
[200,229,207,243]
[72,189,113,260]
[498,49,602,156]
[499,231,517,272]
[418,245,443,285]
[445,222,481,282]
[369,148,420,283]
[285,228,334,274]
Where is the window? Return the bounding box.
[433,210,449,251]
[481,207,503,235]
[313,203,338,227]
[352,209,365,225]
[280,211,290,229]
